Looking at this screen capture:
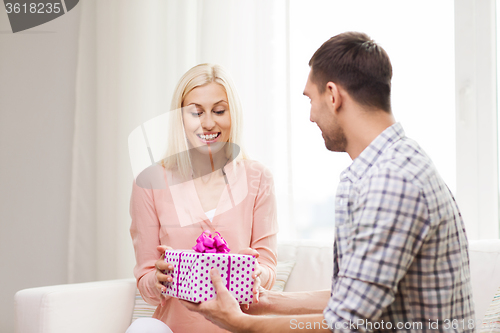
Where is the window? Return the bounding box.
[454,0,498,239]
[286,0,456,240]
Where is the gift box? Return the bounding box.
[162,250,256,304]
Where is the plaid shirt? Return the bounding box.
[323,123,475,332]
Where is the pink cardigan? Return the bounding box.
[130,159,278,332]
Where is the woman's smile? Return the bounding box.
[197,132,221,143]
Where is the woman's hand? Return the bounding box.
[240,286,274,315]
[155,245,173,306]
[237,248,262,306]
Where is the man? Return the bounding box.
[181,32,476,332]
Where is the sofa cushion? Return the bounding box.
[131,288,156,323]
[469,239,500,324]
[480,286,500,332]
[278,239,333,292]
[271,260,296,292]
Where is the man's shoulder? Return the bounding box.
[366,136,437,189]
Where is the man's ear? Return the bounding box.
[326,82,342,113]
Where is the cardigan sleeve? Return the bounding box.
[129,178,168,306]
[249,161,279,289]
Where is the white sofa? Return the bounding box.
[15,239,500,333]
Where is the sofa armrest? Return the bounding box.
[468,239,500,324]
[15,278,136,333]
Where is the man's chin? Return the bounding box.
[324,141,346,153]
[325,144,339,152]
[323,139,334,151]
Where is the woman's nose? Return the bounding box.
[202,112,216,130]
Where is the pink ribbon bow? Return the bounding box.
[192,230,231,253]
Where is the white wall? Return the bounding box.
[0,7,80,332]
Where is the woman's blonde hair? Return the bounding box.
[161,63,247,179]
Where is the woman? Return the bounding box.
[127,64,278,332]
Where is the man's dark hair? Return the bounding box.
[309,31,392,112]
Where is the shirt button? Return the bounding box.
[339,199,344,205]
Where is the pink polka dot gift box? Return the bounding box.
[162,231,256,304]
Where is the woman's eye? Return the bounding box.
[191,111,203,117]
[213,110,226,115]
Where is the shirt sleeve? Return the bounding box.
[129,179,165,306]
[249,162,279,289]
[324,168,431,332]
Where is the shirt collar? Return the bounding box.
[340,122,405,182]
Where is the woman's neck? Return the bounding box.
[190,146,228,179]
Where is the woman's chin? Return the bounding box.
[192,141,226,156]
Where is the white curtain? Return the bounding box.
[68,0,292,283]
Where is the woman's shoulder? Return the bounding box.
[134,163,167,190]
[239,159,274,179]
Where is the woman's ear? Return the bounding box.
[326,81,342,114]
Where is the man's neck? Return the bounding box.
[343,108,396,160]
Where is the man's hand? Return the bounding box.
[180,268,250,333]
